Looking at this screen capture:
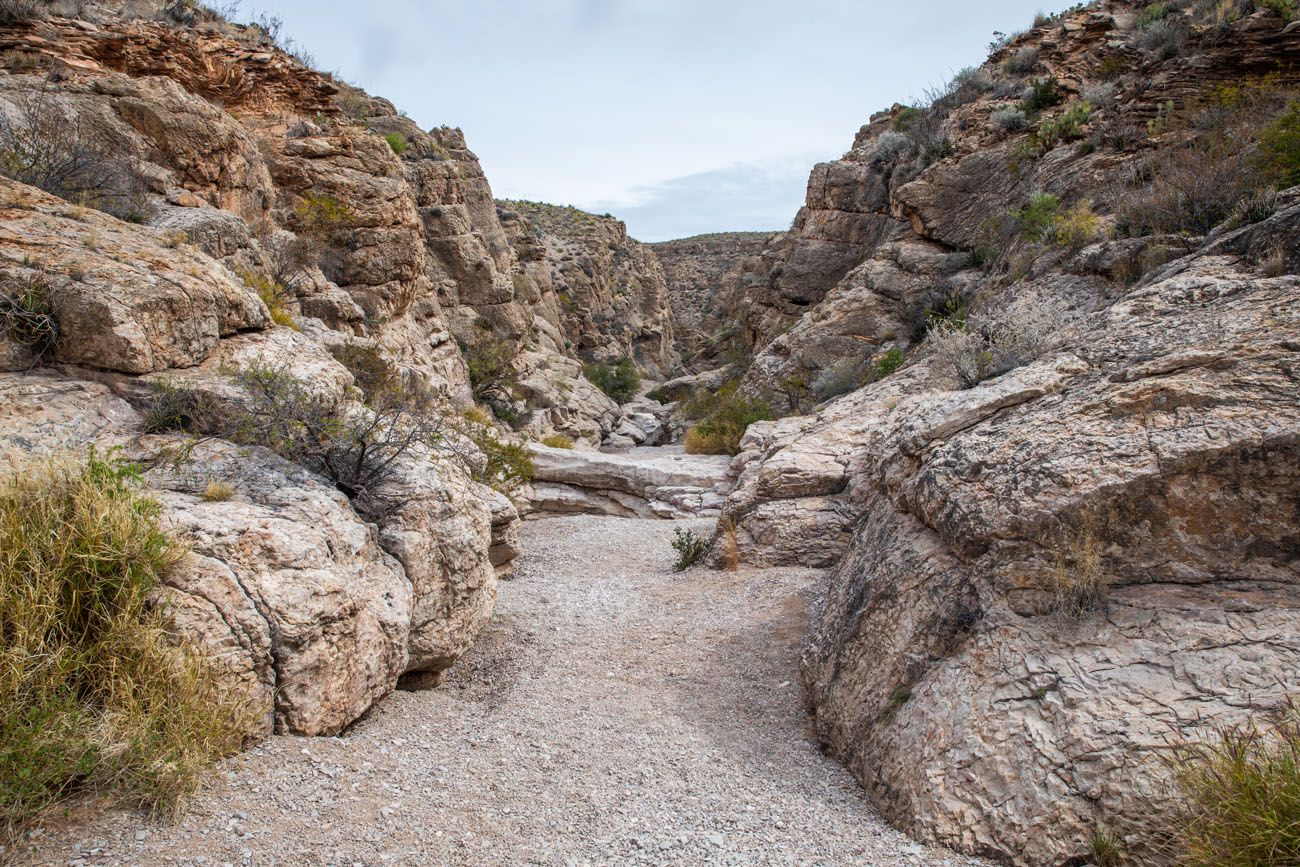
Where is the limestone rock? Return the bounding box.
[527,444,734,518]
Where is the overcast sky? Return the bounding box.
[248,1,1054,241]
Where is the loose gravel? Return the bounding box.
[21,515,986,867]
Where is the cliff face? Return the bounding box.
[650,232,770,369]
[499,200,678,378]
[704,1,1300,863]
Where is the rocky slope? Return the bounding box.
[650,232,770,368]
[699,2,1300,864]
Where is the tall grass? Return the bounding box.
[0,450,248,847]
[1172,709,1300,866]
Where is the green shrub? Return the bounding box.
[1020,77,1063,115]
[0,271,57,360]
[294,193,354,235]
[140,380,214,435]
[874,347,905,379]
[1012,192,1062,242]
[1256,99,1300,188]
[1053,199,1107,249]
[1136,1,1173,26]
[459,418,534,492]
[1173,708,1300,865]
[583,357,641,405]
[684,394,772,456]
[1037,100,1092,148]
[0,450,247,845]
[670,528,709,572]
[541,434,574,449]
[384,132,409,155]
[465,337,519,404]
[237,269,297,330]
[645,386,673,404]
[892,106,925,131]
[1087,829,1124,867]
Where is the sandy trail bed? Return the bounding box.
[23,515,983,867]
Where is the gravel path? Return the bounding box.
[23,516,985,867]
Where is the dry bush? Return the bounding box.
[540,434,574,449]
[1048,522,1108,619]
[0,0,45,24]
[0,270,58,361]
[0,88,152,223]
[0,450,249,846]
[201,480,234,501]
[929,299,1063,389]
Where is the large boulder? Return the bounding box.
[0,178,268,373]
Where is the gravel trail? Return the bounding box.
[24,515,984,867]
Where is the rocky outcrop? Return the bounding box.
[705,3,1300,863]
[527,444,734,519]
[0,4,533,738]
[650,232,769,368]
[499,200,679,377]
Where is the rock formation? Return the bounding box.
[650,232,769,368]
[696,2,1300,863]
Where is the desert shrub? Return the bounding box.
[295,193,353,234]
[1037,101,1093,147]
[1172,709,1300,866]
[236,269,296,330]
[0,271,57,361]
[1136,1,1174,26]
[645,386,673,404]
[1054,199,1107,249]
[1135,17,1189,59]
[811,359,865,401]
[331,340,400,407]
[458,418,533,492]
[540,434,574,449]
[929,66,993,114]
[871,130,913,164]
[0,0,44,23]
[465,336,519,404]
[0,89,152,223]
[891,107,924,131]
[1255,0,1298,17]
[670,528,709,572]
[139,380,215,435]
[1116,144,1260,236]
[222,365,454,516]
[1256,99,1300,188]
[903,286,971,342]
[1097,54,1127,81]
[874,347,905,378]
[929,300,1061,388]
[1047,522,1108,618]
[1012,192,1062,242]
[1082,82,1118,109]
[384,132,409,155]
[1004,46,1040,75]
[684,394,772,456]
[201,480,234,502]
[1020,77,1062,115]
[990,107,1029,133]
[0,450,247,845]
[583,357,641,405]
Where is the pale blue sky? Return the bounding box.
[246,1,1056,240]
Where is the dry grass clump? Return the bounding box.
[201,480,234,501]
[1171,708,1300,866]
[540,434,574,449]
[1048,522,1109,619]
[0,450,248,847]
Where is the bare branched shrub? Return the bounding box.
[0,89,152,222]
[0,0,45,24]
[929,300,1062,388]
[0,270,57,361]
[1004,46,1040,75]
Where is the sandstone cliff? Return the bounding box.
[701,1,1300,863]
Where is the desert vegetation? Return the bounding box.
[0,450,247,847]
[583,357,641,405]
